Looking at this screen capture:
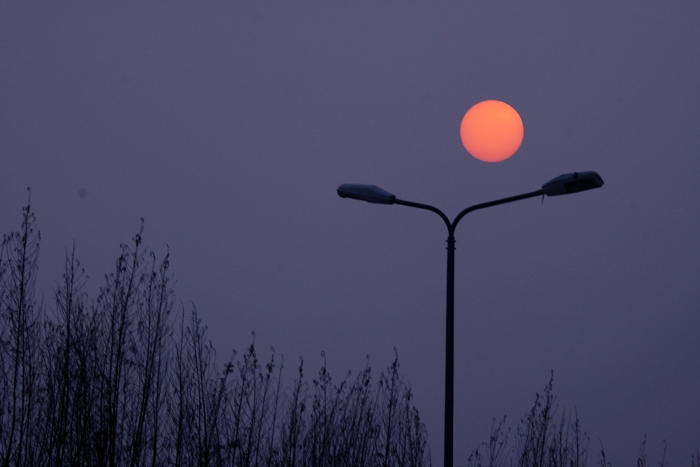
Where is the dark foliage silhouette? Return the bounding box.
[0,195,430,467]
[1,190,42,466]
[1,195,695,467]
[466,374,697,467]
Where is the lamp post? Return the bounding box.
[337,171,603,467]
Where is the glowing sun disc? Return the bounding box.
[460,100,524,162]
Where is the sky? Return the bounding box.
[1,3,699,465]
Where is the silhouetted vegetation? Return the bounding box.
[466,374,699,467]
[1,194,696,467]
[0,194,430,467]
[466,375,587,467]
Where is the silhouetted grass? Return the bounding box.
[2,194,695,467]
[467,374,696,467]
[0,193,430,467]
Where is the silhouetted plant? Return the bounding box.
[467,375,698,467]
[9,195,693,467]
[0,189,42,467]
[42,242,92,466]
[0,197,431,467]
[467,374,589,467]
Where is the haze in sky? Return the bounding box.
[1,3,698,465]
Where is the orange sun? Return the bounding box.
[460,100,524,162]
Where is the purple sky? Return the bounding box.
[2,3,699,465]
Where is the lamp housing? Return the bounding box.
[541,171,604,196]
[337,184,396,204]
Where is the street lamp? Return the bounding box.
[337,171,603,467]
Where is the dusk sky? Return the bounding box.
[1,3,698,465]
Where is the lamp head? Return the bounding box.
[541,171,604,196]
[337,184,396,204]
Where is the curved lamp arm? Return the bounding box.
[452,189,545,232]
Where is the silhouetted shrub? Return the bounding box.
[4,195,693,467]
[467,374,695,467]
[0,195,431,467]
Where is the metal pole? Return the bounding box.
[445,232,456,467]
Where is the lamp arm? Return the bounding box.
[452,189,545,231]
[393,199,453,234]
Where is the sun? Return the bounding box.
[460,100,524,162]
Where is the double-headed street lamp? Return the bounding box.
[337,171,603,467]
